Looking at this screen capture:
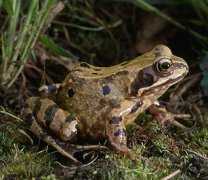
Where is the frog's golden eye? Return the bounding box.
[154,58,172,72]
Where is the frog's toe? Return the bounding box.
[162,113,191,129]
[158,114,187,129]
[148,103,190,129]
[170,120,187,129]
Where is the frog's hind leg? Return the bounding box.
[30,118,80,164]
[24,97,80,164]
[25,97,78,141]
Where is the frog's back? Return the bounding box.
[56,67,131,138]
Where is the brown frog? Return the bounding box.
[24,45,188,164]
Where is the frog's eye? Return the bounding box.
[154,58,172,72]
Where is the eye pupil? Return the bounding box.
[159,62,170,70]
[155,58,172,72]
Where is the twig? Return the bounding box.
[42,1,65,33]
[161,169,181,180]
[0,106,23,122]
[187,149,208,160]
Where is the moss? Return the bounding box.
[0,146,55,179]
[0,119,55,179]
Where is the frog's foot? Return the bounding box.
[24,112,81,164]
[148,103,191,129]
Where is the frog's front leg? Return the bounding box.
[148,101,190,128]
[24,97,80,163]
[107,99,139,158]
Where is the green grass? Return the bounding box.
[0,0,59,89]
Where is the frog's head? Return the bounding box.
[130,45,189,102]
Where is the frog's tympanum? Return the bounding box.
[24,45,188,163]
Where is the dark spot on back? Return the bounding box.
[68,88,75,97]
[102,85,111,95]
[92,72,98,75]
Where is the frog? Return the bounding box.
[23,45,188,164]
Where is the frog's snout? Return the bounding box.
[174,56,189,76]
[180,59,189,76]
